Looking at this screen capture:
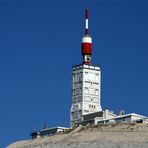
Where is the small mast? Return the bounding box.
[81,7,92,65]
[85,7,89,35]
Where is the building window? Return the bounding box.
[79,88,82,94]
[95,89,99,95]
[85,97,90,102]
[74,112,78,119]
[72,74,75,82]
[95,74,99,81]
[93,82,99,85]
[89,73,95,81]
[71,112,74,119]
[78,110,82,118]
[73,97,76,103]
[78,96,82,102]
[75,89,78,95]
[73,105,78,110]
[88,105,96,109]
[72,89,75,95]
[85,87,89,94]
[79,72,83,81]
[78,103,82,109]
[89,88,94,95]
[85,72,89,80]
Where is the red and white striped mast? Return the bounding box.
[81,7,92,65]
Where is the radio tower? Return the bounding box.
[70,8,102,127]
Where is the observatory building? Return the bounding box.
[70,8,102,127]
[70,8,147,127]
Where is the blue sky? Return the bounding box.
[0,0,148,147]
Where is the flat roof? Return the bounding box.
[72,64,100,71]
[39,126,69,132]
[96,113,147,122]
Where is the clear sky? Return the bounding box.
[0,0,148,147]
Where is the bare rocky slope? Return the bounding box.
[7,123,148,148]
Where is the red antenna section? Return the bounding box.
[81,7,92,65]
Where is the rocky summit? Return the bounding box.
[7,123,148,148]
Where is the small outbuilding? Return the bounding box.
[31,126,68,139]
[95,113,146,124]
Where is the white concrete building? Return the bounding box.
[75,109,116,126]
[74,110,147,126]
[95,113,146,125]
[70,64,102,127]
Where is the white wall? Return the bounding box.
[70,64,102,127]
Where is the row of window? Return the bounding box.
[72,88,82,96]
[85,87,99,95]
[73,96,82,103]
[73,81,99,90]
[85,72,99,81]
[89,104,96,109]
[73,73,82,82]
[72,103,82,111]
[72,88,99,96]
[85,97,99,103]
[85,81,99,85]
[84,110,89,113]
[72,82,82,89]
[73,72,100,82]
[71,110,82,119]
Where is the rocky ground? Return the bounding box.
[7,122,148,148]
